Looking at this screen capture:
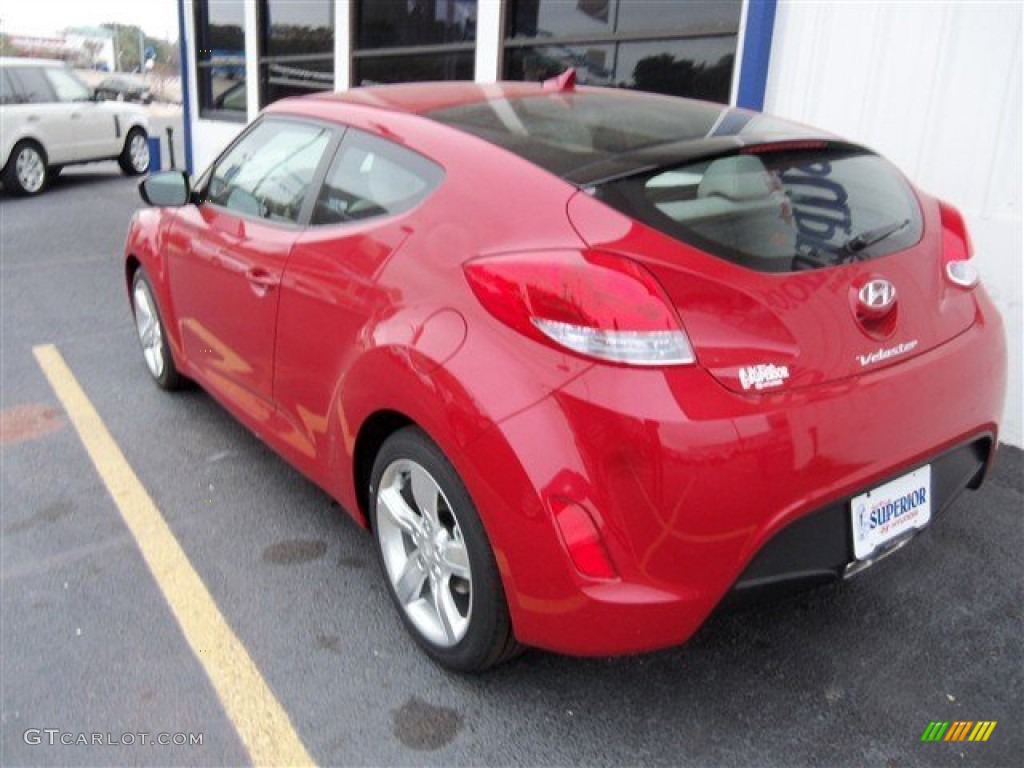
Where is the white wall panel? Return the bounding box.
[766,1,1023,446]
[191,120,244,173]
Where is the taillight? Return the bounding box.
[939,201,979,288]
[463,250,695,366]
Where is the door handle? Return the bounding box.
[71,112,81,120]
[246,267,278,291]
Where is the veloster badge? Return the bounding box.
[857,340,919,367]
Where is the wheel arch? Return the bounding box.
[352,409,415,527]
[125,254,142,294]
[3,132,46,167]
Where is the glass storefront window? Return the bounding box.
[353,1,477,87]
[260,0,335,106]
[505,37,737,102]
[195,0,247,120]
[357,0,477,47]
[354,50,475,86]
[503,0,742,104]
[505,0,741,39]
[195,0,335,117]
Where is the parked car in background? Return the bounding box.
[0,58,150,195]
[124,78,1006,671]
[95,76,153,104]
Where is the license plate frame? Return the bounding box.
[851,465,932,561]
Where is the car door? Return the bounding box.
[165,118,334,417]
[41,67,117,159]
[272,127,445,480]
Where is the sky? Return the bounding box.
[0,0,180,41]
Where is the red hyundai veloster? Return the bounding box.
[125,77,1006,671]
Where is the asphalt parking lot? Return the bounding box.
[1,153,1021,766]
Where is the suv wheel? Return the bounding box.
[3,141,48,196]
[119,128,150,176]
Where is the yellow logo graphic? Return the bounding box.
[921,721,997,742]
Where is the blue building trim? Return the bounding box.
[736,0,778,111]
[177,0,194,173]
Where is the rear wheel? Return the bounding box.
[131,269,185,390]
[119,128,149,176]
[371,427,519,672]
[2,141,48,195]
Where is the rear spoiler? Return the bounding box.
[566,138,866,188]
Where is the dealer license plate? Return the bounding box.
[851,466,932,560]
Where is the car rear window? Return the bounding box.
[594,146,924,272]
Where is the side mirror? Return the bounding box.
[139,171,191,207]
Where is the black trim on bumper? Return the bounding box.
[723,436,992,606]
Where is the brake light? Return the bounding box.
[938,201,979,288]
[463,250,695,366]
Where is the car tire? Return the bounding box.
[131,269,185,390]
[371,426,520,672]
[118,128,149,176]
[2,140,49,196]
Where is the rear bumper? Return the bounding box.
[723,436,991,606]
[456,297,1006,656]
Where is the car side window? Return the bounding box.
[6,67,54,104]
[311,129,444,226]
[205,120,331,224]
[0,71,14,105]
[43,68,91,102]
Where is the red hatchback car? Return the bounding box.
[126,78,1006,671]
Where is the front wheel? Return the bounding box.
[131,269,185,390]
[371,427,519,672]
[119,128,149,176]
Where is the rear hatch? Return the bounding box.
[569,142,978,393]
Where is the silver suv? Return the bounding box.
[0,58,150,195]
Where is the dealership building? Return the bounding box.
[174,0,1022,446]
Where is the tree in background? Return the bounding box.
[101,23,178,74]
[0,33,16,57]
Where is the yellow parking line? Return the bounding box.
[33,344,315,767]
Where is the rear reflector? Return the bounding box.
[938,200,973,263]
[552,502,617,580]
[938,201,978,289]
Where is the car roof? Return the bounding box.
[268,81,838,186]
[0,57,67,68]
[299,81,551,115]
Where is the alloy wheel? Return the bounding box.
[129,134,150,173]
[133,281,165,378]
[15,147,45,193]
[376,458,473,648]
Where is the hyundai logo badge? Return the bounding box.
[858,279,897,312]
